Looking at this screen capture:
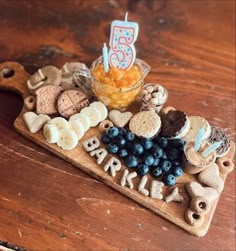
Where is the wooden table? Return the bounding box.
[0,1,235,250]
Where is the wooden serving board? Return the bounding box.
[0,62,235,237]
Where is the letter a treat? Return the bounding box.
[2,14,235,237]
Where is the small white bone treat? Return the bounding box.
[103,157,121,177]
[90,148,107,165]
[23,112,50,133]
[164,187,184,203]
[138,175,149,196]
[150,180,164,200]
[82,136,100,152]
[120,170,137,189]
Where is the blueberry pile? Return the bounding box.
[101,127,185,186]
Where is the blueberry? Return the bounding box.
[163,174,176,186]
[167,148,179,161]
[161,151,168,160]
[152,158,160,167]
[106,143,119,154]
[141,138,153,150]
[144,154,155,166]
[119,127,127,136]
[172,166,183,177]
[118,148,128,158]
[169,139,185,149]
[151,144,163,158]
[157,137,168,148]
[171,161,181,167]
[137,164,149,176]
[126,131,136,141]
[131,143,144,156]
[107,127,119,138]
[159,160,172,172]
[125,155,138,168]
[152,167,162,178]
[116,136,126,147]
[101,133,111,144]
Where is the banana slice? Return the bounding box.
[69,119,85,141]
[48,117,69,131]
[43,123,59,143]
[69,113,90,132]
[80,107,102,127]
[57,128,78,150]
[90,101,108,121]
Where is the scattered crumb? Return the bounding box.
[59,233,67,238]
[75,231,80,235]
[162,226,168,231]
[106,209,111,214]
[18,228,22,238]
[138,223,144,229]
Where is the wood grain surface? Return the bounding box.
[0,0,235,250]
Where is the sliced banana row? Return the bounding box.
[43,101,108,150]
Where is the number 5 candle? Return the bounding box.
[108,13,139,70]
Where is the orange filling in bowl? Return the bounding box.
[92,64,142,109]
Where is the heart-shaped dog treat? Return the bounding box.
[108,110,133,127]
[198,163,224,194]
[185,181,218,202]
[23,112,51,133]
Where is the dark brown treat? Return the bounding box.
[57,90,89,118]
[35,85,63,115]
[160,110,188,138]
[207,126,231,157]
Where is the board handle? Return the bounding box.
[0,62,30,98]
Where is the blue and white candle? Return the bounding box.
[103,43,109,73]
[201,141,222,158]
[194,127,205,152]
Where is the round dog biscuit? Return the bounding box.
[129,111,161,138]
[57,90,89,118]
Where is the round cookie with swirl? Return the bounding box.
[160,110,190,138]
[207,126,231,157]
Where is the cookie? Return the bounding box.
[98,120,114,133]
[185,208,204,227]
[61,62,88,90]
[35,85,63,115]
[27,65,61,92]
[185,181,218,202]
[183,116,211,143]
[129,111,161,138]
[207,126,231,157]
[198,163,224,194]
[23,112,50,133]
[24,95,35,110]
[109,110,133,127]
[164,187,183,203]
[57,90,89,118]
[160,110,189,138]
[216,156,234,174]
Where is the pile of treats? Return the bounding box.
[22,62,235,228]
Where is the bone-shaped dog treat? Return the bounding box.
[198,163,224,194]
[164,187,184,203]
[90,148,107,165]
